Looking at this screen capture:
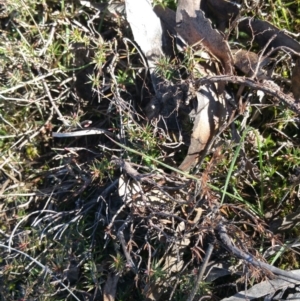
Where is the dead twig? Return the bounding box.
[196,75,300,115]
[117,228,138,274]
[187,243,214,301]
[36,67,70,127]
[217,221,300,282]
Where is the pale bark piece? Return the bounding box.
[221,272,300,301]
[125,0,163,65]
[125,0,165,95]
[176,0,233,75]
[238,18,300,54]
[179,85,226,171]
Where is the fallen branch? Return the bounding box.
[196,75,300,115]
[217,222,300,282]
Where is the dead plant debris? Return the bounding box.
[1,0,300,300]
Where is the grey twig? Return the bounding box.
[187,243,214,301]
[115,216,138,274]
[217,222,300,281]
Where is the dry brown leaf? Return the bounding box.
[176,0,233,75]
[172,0,231,171]
[179,86,226,171]
[219,206,229,217]
[191,207,203,224]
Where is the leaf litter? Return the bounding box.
[1,0,300,300]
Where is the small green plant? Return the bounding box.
[149,260,166,281]
[126,122,162,166]
[155,56,179,80]
[115,68,135,86]
[109,253,126,275]
[153,0,177,9]
[90,158,114,183]
[174,273,212,301]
